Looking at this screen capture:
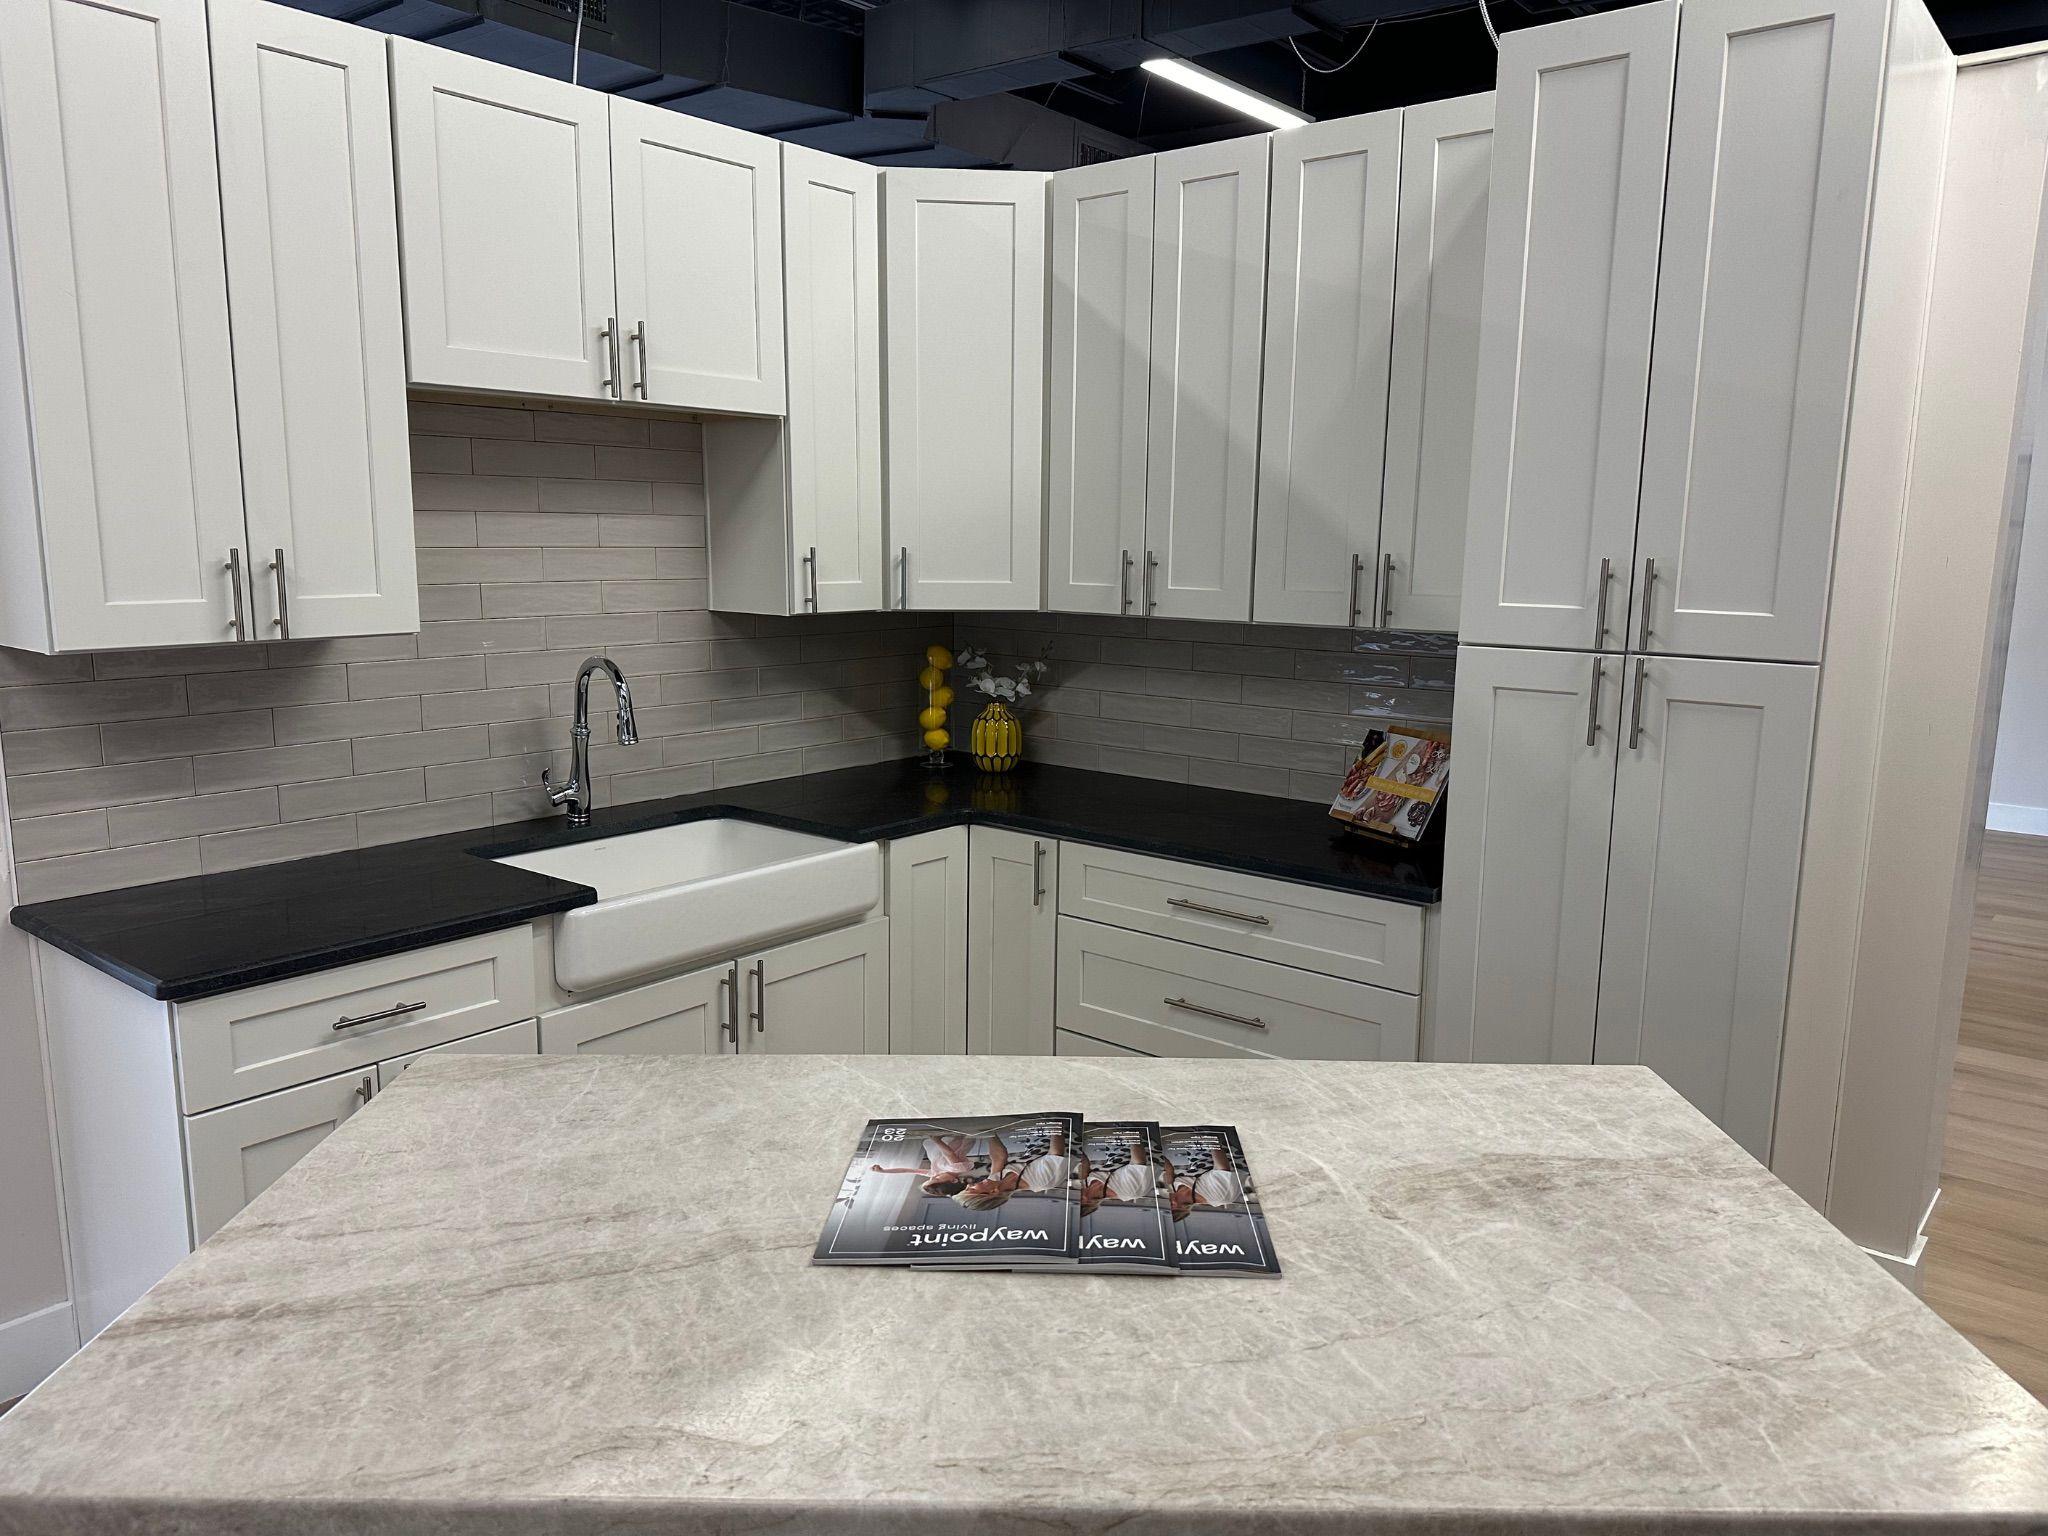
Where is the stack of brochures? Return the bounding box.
[811,1112,1280,1276]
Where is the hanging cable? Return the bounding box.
[1288,21,1377,76]
[1477,0,1500,50]
[569,0,586,84]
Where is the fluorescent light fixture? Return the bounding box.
[1140,57,1311,131]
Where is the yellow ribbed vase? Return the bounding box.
[970,702,1022,772]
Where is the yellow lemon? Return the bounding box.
[917,665,943,691]
[922,728,950,750]
[929,684,955,708]
[924,644,954,669]
[918,705,947,730]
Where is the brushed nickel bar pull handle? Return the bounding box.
[1119,550,1133,615]
[1637,556,1657,651]
[801,547,818,612]
[1628,657,1647,751]
[1164,995,1267,1032]
[1348,552,1364,628]
[719,967,738,1049]
[332,1000,426,1032]
[1145,549,1158,614]
[750,960,765,1033]
[355,1073,375,1105]
[1379,551,1396,628]
[226,548,248,641]
[269,548,290,639]
[1166,895,1271,926]
[1593,555,1612,647]
[899,546,909,610]
[1032,842,1046,906]
[1585,656,1603,748]
[630,320,648,400]
[599,318,617,397]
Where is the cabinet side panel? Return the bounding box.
[0,101,50,651]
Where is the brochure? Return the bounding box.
[1329,723,1451,844]
[812,1113,1084,1268]
[1160,1124,1282,1276]
[1078,1121,1175,1274]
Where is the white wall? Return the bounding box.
[1990,470,2048,834]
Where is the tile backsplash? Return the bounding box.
[0,401,946,903]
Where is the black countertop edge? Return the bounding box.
[11,757,1442,1003]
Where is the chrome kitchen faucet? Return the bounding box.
[543,656,638,828]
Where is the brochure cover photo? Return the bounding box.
[1078,1121,1175,1274]
[812,1113,1083,1267]
[1161,1125,1282,1276]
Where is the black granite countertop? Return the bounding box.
[11,758,1443,1003]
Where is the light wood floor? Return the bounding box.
[1922,831,2048,1402]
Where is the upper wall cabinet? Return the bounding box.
[883,169,1047,612]
[1252,112,1402,629]
[212,0,417,640]
[1629,0,1891,665]
[1144,138,1270,622]
[1378,92,1494,635]
[1461,1,1678,652]
[390,40,615,401]
[611,99,786,415]
[1046,157,1154,617]
[0,0,247,652]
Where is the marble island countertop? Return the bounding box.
[1,1055,2044,1535]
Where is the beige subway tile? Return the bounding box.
[0,677,186,730]
[266,634,419,665]
[279,768,424,821]
[407,401,534,438]
[434,687,552,727]
[647,418,703,451]
[475,511,600,546]
[544,613,658,649]
[408,434,472,475]
[425,754,540,800]
[13,809,110,861]
[417,547,545,584]
[193,740,354,794]
[601,579,705,612]
[608,762,714,804]
[480,582,603,618]
[596,446,698,481]
[415,510,478,548]
[346,655,487,700]
[657,726,758,765]
[411,473,540,512]
[648,482,708,516]
[533,411,649,445]
[654,548,710,578]
[539,477,653,513]
[1,726,103,774]
[543,548,649,581]
[199,815,356,873]
[598,515,701,547]
[271,696,423,744]
[101,710,273,763]
[419,584,483,621]
[109,787,280,847]
[0,651,94,687]
[416,618,547,658]
[187,665,346,714]
[350,726,493,775]
[358,795,496,847]
[472,439,595,478]
[91,646,265,680]
[9,758,194,818]
[16,838,202,902]
[714,751,801,788]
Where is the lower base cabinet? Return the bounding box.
[888,828,968,1052]
[1054,1027,1150,1058]
[540,966,730,1055]
[967,827,1056,1055]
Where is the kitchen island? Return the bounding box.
[0,1054,2043,1534]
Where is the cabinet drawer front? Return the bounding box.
[1057,842,1423,991]
[379,1017,537,1090]
[185,1068,369,1243]
[175,929,535,1112]
[1055,1027,1153,1059]
[1055,919,1418,1062]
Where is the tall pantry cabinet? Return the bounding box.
[1439,0,1951,1162]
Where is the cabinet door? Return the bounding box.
[784,145,884,613]
[743,919,890,1054]
[883,169,1047,611]
[539,965,727,1056]
[1433,646,1621,1064]
[1379,92,1494,635]
[1462,3,1678,652]
[1047,158,1153,616]
[611,99,785,415]
[1629,0,1890,664]
[0,0,247,651]
[186,1068,370,1241]
[887,828,968,1053]
[210,0,417,642]
[1144,138,1269,622]
[966,829,1056,1056]
[390,39,615,399]
[379,1018,537,1088]
[1253,111,1402,628]
[1596,657,1818,1159]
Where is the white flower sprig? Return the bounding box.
[954,645,1051,704]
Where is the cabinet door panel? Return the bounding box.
[1630,0,1889,664]
[390,40,614,398]
[1462,3,1678,651]
[612,99,785,415]
[1596,657,1817,1160]
[540,966,726,1056]
[0,0,246,650]
[186,1069,368,1241]
[967,829,1055,1056]
[884,170,1046,611]
[379,1018,537,1088]
[212,0,417,641]
[1047,158,1153,616]
[1434,646,1621,1063]
[887,829,968,1054]
[1380,92,1494,635]
[746,919,890,1055]
[1254,111,1402,628]
[1145,138,1269,622]
[784,145,883,612]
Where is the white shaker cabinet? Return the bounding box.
[1252,110,1402,629]
[1143,137,1270,622]
[886,828,969,1053]
[883,169,1047,611]
[740,920,891,1055]
[0,0,248,652]
[1595,657,1818,1159]
[1629,0,1891,665]
[1461,2,1678,652]
[1433,645,1621,1065]
[966,829,1056,1056]
[390,40,617,400]
[185,1067,371,1243]
[540,965,729,1055]
[611,99,785,415]
[211,0,417,640]
[1046,157,1154,617]
[1378,92,1495,635]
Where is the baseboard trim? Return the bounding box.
[0,1299,75,1403]
[1859,1187,1940,1294]
[1986,802,2048,837]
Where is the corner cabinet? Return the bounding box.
[966,829,1057,1056]
[887,828,969,1052]
[883,169,1047,612]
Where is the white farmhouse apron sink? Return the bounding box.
[496,820,879,993]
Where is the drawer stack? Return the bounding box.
[1051,845,1424,1062]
